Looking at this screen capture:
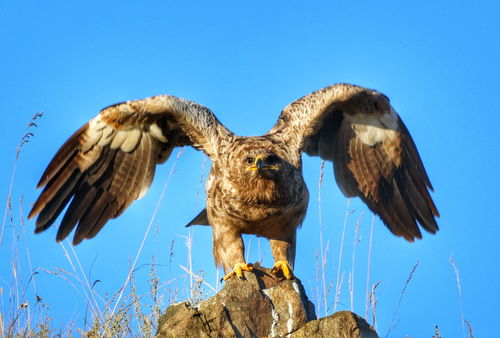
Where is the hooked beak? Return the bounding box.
[256,157,264,174]
[247,156,277,175]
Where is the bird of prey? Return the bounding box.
[29,83,439,280]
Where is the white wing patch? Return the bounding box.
[98,125,116,146]
[149,123,167,142]
[120,129,142,152]
[88,114,146,153]
[110,130,129,149]
[346,108,400,146]
[352,123,400,146]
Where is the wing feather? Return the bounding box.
[36,125,87,188]
[127,133,152,202]
[35,170,82,233]
[30,95,231,244]
[268,83,439,241]
[56,184,94,241]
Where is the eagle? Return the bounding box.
[28,83,439,280]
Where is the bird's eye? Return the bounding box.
[246,157,254,164]
[267,155,278,164]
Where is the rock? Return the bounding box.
[156,263,377,337]
[290,311,379,338]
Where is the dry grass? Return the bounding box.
[0,115,203,336]
[369,280,381,331]
[365,214,375,320]
[317,160,328,317]
[450,255,473,338]
[332,198,351,313]
[349,211,363,312]
[386,261,419,337]
[433,325,442,337]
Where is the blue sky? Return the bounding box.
[1,0,499,336]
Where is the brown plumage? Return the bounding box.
[29,83,439,280]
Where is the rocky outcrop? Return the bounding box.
[156,263,378,337]
[290,311,379,338]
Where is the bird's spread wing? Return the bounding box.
[29,95,230,244]
[267,83,439,241]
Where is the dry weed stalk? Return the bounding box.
[1,112,43,245]
[313,248,321,315]
[168,239,175,273]
[333,198,352,313]
[317,160,329,317]
[369,281,381,330]
[450,255,471,338]
[386,260,419,337]
[196,155,208,206]
[331,271,345,314]
[0,113,43,245]
[179,265,216,293]
[365,214,375,320]
[433,325,441,338]
[1,113,45,336]
[464,319,473,338]
[349,211,363,312]
[245,237,252,263]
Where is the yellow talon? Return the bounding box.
[222,262,254,281]
[271,260,294,280]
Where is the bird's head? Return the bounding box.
[222,138,303,205]
[243,151,283,180]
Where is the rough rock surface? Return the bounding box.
[290,311,379,338]
[156,263,377,337]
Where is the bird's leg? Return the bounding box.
[270,234,296,280]
[212,226,253,281]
